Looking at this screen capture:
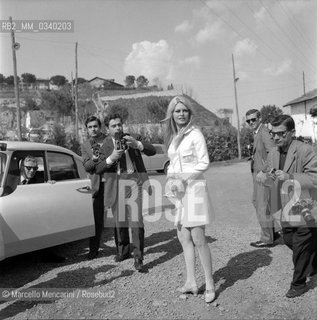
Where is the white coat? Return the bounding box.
[167,126,213,227]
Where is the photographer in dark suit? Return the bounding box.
[81,115,107,260]
[95,113,155,271]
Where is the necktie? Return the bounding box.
[22,179,28,185]
[119,150,134,174]
[120,152,127,173]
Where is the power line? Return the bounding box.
[281,1,317,52]
[200,0,314,78]
[259,0,317,73]
[227,1,317,76]
[278,1,317,56]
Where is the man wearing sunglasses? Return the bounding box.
[20,155,43,185]
[246,109,276,248]
[258,115,317,298]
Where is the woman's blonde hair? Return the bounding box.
[163,95,194,149]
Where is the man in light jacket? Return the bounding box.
[246,109,276,247]
[257,114,317,298]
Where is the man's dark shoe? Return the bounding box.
[273,231,281,240]
[134,259,143,271]
[250,241,274,248]
[273,232,284,245]
[87,251,99,260]
[114,254,131,263]
[285,286,308,298]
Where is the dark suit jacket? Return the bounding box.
[95,133,156,207]
[25,172,44,184]
[81,134,106,198]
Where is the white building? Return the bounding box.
[283,88,317,142]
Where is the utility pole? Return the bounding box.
[74,42,79,140]
[232,53,241,160]
[303,71,307,119]
[10,16,22,140]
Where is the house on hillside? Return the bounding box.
[283,88,317,142]
[18,79,51,91]
[88,77,124,90]
[36,79,50,90]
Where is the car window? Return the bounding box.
[3,151,45,196]
[0,152,7,186]
[47,152,79,181]
[154,145,164,154]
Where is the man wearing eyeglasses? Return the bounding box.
[246,109,276,248]
[257,114,317,298]
[20,156,43,185]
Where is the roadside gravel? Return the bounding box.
[0,162,316,319]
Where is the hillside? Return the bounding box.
[99,91,224,128]
[0,86,234,133]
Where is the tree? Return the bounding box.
[5,75,19,85]
[260,105,283,124]
[147,98,169,122]
[167,83,174,90]
[0,74,5,84]
[107,104,129,123]
[50,75,67,87]
[136,75,149,88]
[21,73,36,84]
[40,89,73,115]
[72,77,87,85]
[23,94,39,111]
[124,75,135,88]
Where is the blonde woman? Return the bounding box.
[163,95,215,303]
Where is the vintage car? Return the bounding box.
[142,144,170,174]
[0,141,94,261]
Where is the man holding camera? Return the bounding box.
[257,114,317,298]
[81,116,107,260]
[246,109,276,247]
[95,113,155,271]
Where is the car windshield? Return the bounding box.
[0,152,7,186]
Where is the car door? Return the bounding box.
[142,150,152,171]
[0,150,94,259]
[151,145,166,171]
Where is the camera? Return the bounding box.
[115,132,129,151]
[301,208,315,223]
[92,146,100,157]
[90,140,100,158]
[268,168,276,178]
[291,199,316,223]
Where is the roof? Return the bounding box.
[283,88,317,107]
[88,77,124,87]
[0,141,80,159]
[88,76,108,82]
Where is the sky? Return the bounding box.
[1,0,317,126]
